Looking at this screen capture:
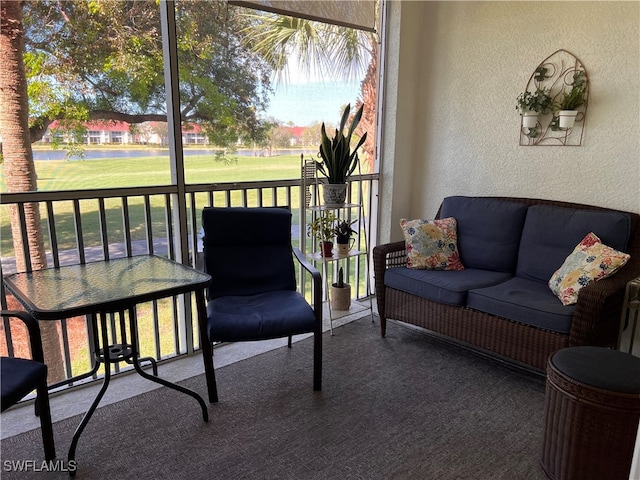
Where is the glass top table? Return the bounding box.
[3,255,212,475]
[3,254,211,320]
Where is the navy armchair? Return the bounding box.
[1,310,56,460]
[199,207,322,403]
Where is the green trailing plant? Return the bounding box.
[516,88,552,114]
[332,219,358,242]
[317,103,368,184]
[558,71,588,110]
[307,212,338,242]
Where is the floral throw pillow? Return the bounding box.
[549,232,630,306]
[400,217,464,271]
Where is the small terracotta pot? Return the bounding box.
[320,241,333,257]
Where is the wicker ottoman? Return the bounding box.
[540,347,640,480]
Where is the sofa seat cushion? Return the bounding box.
[384,267,512,306]
[467,277,575,334]
[517,205,631,283]
[439,196,529,273]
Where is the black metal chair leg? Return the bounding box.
[288,335,292,348]
[36,379,56,461]
[313,329,322,391]
[196,290,218,403]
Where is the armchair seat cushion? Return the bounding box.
[1,357,47,411]
[207,290,317,342]
[384,266,512,306]
[467,277,576,334]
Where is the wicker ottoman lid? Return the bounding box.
[550,346,640,394]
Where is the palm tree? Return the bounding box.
[1,1,65,382]
[241,13,378,172]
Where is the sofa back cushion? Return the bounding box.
[516,205,632,283]
[439,196,528,273]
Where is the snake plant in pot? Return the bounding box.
[317,103,368,207]
[330,267,351,311]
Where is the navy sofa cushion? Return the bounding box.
[467,277,576,334]
[439,196,528,273]
[384,266,512,306]
[516,205,632,283]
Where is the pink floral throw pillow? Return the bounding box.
[549,232,630,306]
[400,217,464,271]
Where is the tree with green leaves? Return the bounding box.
[23,0,273,147]
[1,0,65,381]
[1,0,275,382]
[239,11,378,171]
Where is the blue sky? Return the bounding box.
[265,80,362,126]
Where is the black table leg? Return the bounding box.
[67,312,113,477]
[127,307,209,422]
[67,301,210,475]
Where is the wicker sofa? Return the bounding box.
[373,196,640,372]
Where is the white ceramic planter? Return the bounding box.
[522,112,539,128]
[322,183,347,207]
[558,110,578,129]
[335,237,355,255]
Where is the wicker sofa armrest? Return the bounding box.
[373,241,406,322]
[570,259,640,347]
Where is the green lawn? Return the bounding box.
[5,152,304,190]
[1,151,311,379]
[0,152,307,253]
[1,151,371,382]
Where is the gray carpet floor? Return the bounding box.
[1,317,549,479]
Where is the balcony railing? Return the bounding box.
[0,174,378,391]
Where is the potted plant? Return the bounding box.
[556,71,588,129]
[317,103,368,207]
[330,267,351,311]
[332,219,358,255]
[516,88,552,129]
[307,212,337,257]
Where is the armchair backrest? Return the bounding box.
[202,207,297,299]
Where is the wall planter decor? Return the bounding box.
[517,49,589,146]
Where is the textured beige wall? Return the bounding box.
[379,1,640,243]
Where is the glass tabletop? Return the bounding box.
[3,255,211,320]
